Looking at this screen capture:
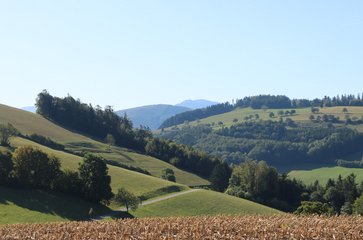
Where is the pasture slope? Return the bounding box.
[168,106,363,131]
[289,166,363,185]
[131,189,280,217]
[0,103,208,186]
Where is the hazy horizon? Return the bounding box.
[1,1,362,110]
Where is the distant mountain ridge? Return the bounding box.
[176,99,219,109]
[116,104,191,130]
[116,99,218,130]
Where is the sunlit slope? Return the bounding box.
[288,166,363,185]
[0,104,209,186]
[132,189,281,217]
[10,137,187,197]
[167,106,363,131]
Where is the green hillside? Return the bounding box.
[0,186,110,225]
[288,166,363,185]
[131,189,281,217]
[9,137,187,197]
[0,104,209,186]
[171,106,363,131]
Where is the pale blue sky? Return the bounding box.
[0,1,362,110]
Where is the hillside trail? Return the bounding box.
[92,188,200,221]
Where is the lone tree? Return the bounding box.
[269,112,275,118]
[161,168,176,182]
[0,123,17,146]
[210,162,232,192]
[115,187,140,212]
[342,108,348,114]
[79,154,113,203]
[105,133,116,150]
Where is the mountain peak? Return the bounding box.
[175,99,219,109]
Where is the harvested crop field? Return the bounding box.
[1,215,362,239]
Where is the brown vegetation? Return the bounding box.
[1,215,363,239]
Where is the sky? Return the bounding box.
[0,1,362,110]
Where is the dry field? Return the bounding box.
[1,215,362,240]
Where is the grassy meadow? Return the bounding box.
[288,166,363,185]
[131,189,281,217]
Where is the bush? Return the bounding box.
[353,195,363,215]
[295,201,332,215]
[114,188,140,212]
[161,168,176,182]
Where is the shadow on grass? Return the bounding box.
[0,186,114,221]
[109,211,134,219]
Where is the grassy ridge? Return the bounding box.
[288,166,363,185]
[131,189,280,217]
[0,104,209,186]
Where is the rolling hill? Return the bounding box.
[0,103,209,186]
[0,102,282,224]
[158,105,363,187]
[165,106,363,131]
[131,189,281,217]
[116,104,190,130]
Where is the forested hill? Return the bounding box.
[34,90,228,183]
[159,94,363,129]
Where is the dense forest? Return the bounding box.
[35,91,226,183]
[159,120,363,167]
[160,94,363,128]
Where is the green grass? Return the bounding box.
[9,137,188,198]
[0,103,208,186]
[131,189,281,217]
[0,186,110,224]
[170,106,363,132]
[288,166,363,185]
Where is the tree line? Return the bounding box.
[0,146,113,203]
[159,121,363,166]
[36,90,151,151]
[159,94,363,129]
[227,160,363,214]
